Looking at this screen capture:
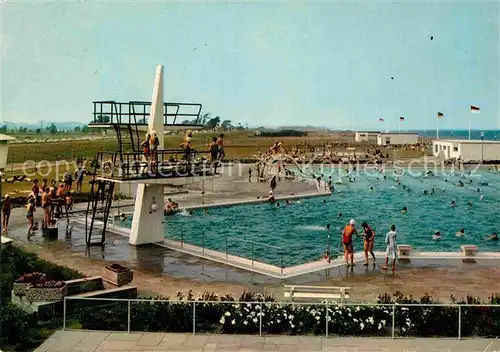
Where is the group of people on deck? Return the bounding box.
[323,219,398,272]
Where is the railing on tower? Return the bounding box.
[90,101,203,127]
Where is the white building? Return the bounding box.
[377,133,419,146]
[355,131,380,143]
[432,139,500,161]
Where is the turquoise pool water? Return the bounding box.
[118,168,500,267]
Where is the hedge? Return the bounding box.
[0,245,83,350]
[69,290,500,338]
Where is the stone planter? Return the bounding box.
[461,245,477,263]
[25,284,68,302]
[42,227,59,240]
[102,265,133,286]
[397,245,412,262]
[13,282,32,296]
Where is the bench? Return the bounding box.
[284,285,350,303]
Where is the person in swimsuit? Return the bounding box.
[64,192,73,218]
[342,219,358,267]
[209,137,218,173]
[487,232,499,241]
[362,221,376,266]
[26,197,35,235]
[41,189,51,228]
[149,130,160,172]
[217,133,225,161]
[382,225,398,272]
[32,179,40,207]
[2,194,11,232]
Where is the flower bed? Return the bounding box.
[73,291,500,337]
[102,264,133,286]
[25,281,68,302]
[13,272,47,296]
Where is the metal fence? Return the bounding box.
[62,297,500,340]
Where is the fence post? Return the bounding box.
[252,242,254,267]
[192,301,196,336]
[127,300,131,333]
[63,297,67,331]
[280,250,284,275]
[325,302,329,339]
[458,305,461,341]
[259,302,263,337]
[391,304,396,339]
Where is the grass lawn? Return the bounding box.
[1,165,94,196]
[6,130,355,164]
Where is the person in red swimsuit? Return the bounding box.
[342,219,358,267]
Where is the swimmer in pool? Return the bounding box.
[487,232,499,241]
[468,201,473,207]
[450,200,456,207]
[480,195,484,201]
[370,186,374,191]
[276,202,280,207]
[424,190,428,195]
[455,228,465,237]
[120,213,128,221]
[338,212,343,217]
[401,206,407,214]
[432,231,442,240]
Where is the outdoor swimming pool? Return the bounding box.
[118,168,500,267]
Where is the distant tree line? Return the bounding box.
[257,130,308,137]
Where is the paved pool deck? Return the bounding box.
[35,330,500,352]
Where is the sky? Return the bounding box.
[1,0,499,130]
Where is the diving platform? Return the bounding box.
[90,101,203,129]
[93,150,213,182]
[85,64,212,247]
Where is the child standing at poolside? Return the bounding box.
[382,225,397,273]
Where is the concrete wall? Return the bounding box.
[377,134,418,145]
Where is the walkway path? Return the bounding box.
[35,330,500,352]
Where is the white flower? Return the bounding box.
[360,322,365,330]
[289,314,294,320]
[291,324,295,328]
[367,317,375,324]
[220,317,225,324]
[315,316,320,321]
[353,318,358,323]
[326,316,332,322]
[253,318,258,323]
[277,319,281,323]
[225,311,231,317]
[381,320,386,326]
[406,320,411,327]
[401,307,409,311]
[310,309,316,315]
[231,319,236,325]
[243,321,248,325]
[378,323,382,330]
[355,306,360,312]
[250,311,256,317]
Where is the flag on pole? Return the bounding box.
[399,117,405,121]
[437,112,444,118]
[470,105,480,113]
[379,118,385,122]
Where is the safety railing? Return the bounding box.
[62,297,500,339]
[93,150,214,180]
[175,231,287,274]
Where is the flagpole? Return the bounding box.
[468,108,471,140]
[437,115,439,139]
